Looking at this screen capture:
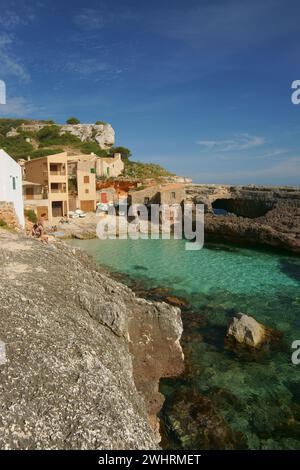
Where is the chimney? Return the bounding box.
[27,156,31,161]
[114,153,121,160]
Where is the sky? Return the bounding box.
[0,0,300,185]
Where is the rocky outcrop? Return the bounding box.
[0,230,183,449]
[17,121,115,150]
[227,313,281,349]
[186,184,300,253]
[60,123,115,149]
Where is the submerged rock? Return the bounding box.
[166,296,189,308]
[227,313,280,348]
[227,313,265,347]
[163,389,247,450]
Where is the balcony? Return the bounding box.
[49,171,66,176]
[50,183,67,194]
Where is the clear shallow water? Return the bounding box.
[69,238,300,449]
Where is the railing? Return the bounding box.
[50,188,67,193]
[24,194,43,200]
[49,171,66,176]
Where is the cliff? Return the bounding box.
[186,184,300,253]
[0,230,183,449]
[58,123,115,149]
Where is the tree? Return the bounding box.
[66,117,80,125]
[109,146,132,159]
[95,120,107,125]
[37,125,60,141]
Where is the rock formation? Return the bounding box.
[227,313,281,348]
[186,184,300,253]
[227,313,267,347]
[60,123,115,149]
[15,121,115,150]
[0,229,183,449]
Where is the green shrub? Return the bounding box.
[37,126,82,147]
[79,141,108,156]
[109,146,132,159]
[24,209,37,224]
[0,135,34,159]
[95,120,107,125]
[30,148,64,158]
[0,219,8,228]
[123,160,173,179]
[66,117,80,125]
[37,125,60,141]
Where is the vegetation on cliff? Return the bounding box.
[122,159,174,179]
[0,118,174,180]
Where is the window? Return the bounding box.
[26,188,34,196]
[12,176,16,190]
[171,192,176,199]
[85,189,89,194]
[84,176,90,184]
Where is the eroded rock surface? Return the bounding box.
[186,184,300,253]
[0,230,183,449]
[60,123,115,149]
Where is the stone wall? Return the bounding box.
[0,202,20,229]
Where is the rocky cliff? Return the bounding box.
[186,184,300,253]
[0,230,183,449]
[59,123,115,149]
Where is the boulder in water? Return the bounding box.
[227,313,267,348]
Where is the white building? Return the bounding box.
[0,149,25,228]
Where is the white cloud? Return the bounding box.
[0,33,29,82]
[196,134,265,152]
[0,96,38,117]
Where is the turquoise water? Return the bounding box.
[69,238,300,449]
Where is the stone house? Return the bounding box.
[129,183,186,206]
[95,153,124,178]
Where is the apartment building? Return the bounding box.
[67,154,97,212]
[24,152,97,221]
[25,152,69,221]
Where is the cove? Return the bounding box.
[68,237,300,450]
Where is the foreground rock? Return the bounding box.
[0,230,183,449]
[227,313,280,348]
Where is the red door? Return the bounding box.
[101,192,108,203]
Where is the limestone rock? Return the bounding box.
[185,184,300,253]
[0,230,183,449]
[227,313,266,348]
[59,123,115,149]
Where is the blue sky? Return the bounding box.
[1,0,300,185]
